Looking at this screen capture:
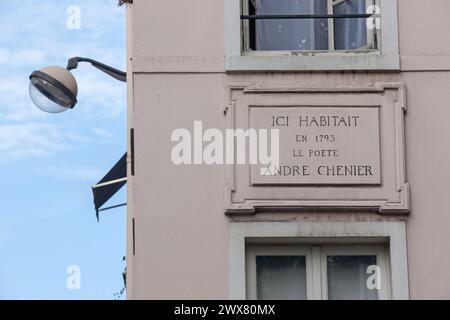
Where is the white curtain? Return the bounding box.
[256,256,307,300]
[327,255,379,300]
[334,0,367,50]
[255,0,328,51]
[254,0,367,51]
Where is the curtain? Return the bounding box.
[333,0,367,50]
[255,0,328,51]
[253,0,367,51]
[256,256,307,300]
[327,255,379,300]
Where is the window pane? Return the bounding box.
[256,255,307,300]
[327,255,378,300]
[333,0,368,50]
[253,0,328,51]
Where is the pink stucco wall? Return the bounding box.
[126,0,450,299]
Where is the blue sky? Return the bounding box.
[0,0,127,299]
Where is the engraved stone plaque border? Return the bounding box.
[224,83,409,214]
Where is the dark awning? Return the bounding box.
[92,152,127,220]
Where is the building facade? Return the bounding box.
[125,0,450,299]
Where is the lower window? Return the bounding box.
[246,244,390,300]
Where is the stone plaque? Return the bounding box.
[250,106,381,185]
[225,83,408,214]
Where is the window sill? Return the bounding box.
[225,52,400,72]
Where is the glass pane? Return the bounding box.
[256,255,307,300]
[253,0,328,51]
[327,255,378,300]
[333,0,368,50]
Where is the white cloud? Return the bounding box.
[0,0,127,122]
[0,0,126,163]
[0,48,47,67]
[0,75,46,121]
[0,0,126,68]
[0,71,125,122]
[92,127,114,140]
[74,71,126,119]
[0,48,10,64]
[15,49,47,66]
[0,123,66,161]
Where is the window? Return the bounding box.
[224,0,400,70]
[243,0,376,52]
[230,222,409,299]
[247,246,313,299]
[246,245,390,300]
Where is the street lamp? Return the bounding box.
[29,57,128,218]
[29,57,126,113]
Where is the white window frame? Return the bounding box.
[246,244,390,300]
[229,221,409,300]
[224,0,399,71]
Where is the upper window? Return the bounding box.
[224,0,399,71]
[243,0,376,52]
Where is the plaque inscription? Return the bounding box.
[250,106,381,185]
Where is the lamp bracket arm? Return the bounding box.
[67,57,127,82]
